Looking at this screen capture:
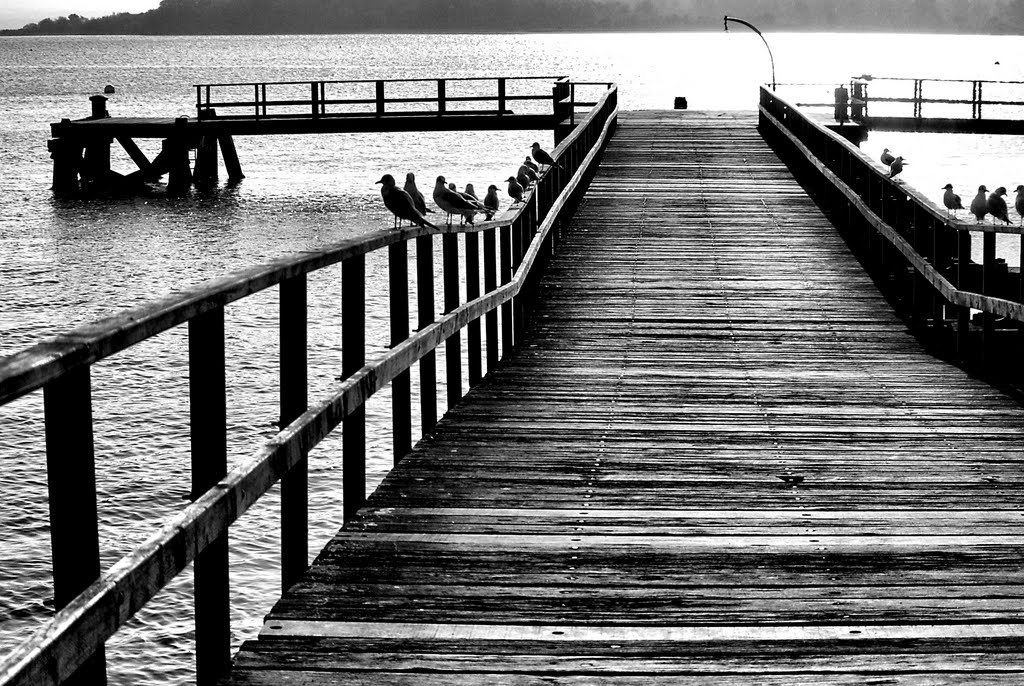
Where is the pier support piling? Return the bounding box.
[49,136,83,195]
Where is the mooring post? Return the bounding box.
[89,94,108,119]
[165,117,192,195]
[48,132,82,195]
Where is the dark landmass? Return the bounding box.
[5,0,1024,36]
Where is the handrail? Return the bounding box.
[759,85,1024,367]
[194,76,568,120]
[0,84,618,685]
[848,76,1024,121]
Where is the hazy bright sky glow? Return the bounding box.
[0,1,162,30]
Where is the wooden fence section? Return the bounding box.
[0,88,618,686]
[223,111,1024,683]
[760,86,1024,375]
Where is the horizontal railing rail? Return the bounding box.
[759,85,1024,370]
[194,76,568,120]
[0,84,618,686]
[847,76,1024,120]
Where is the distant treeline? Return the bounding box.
[6,0,1024,35]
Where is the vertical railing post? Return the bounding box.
[188,306,231,686]
[981,231,996,370]
[442,232,463,407]
[280,275,308,592]
[465,231,482,386]
[497,77,506,114]
[389,242,412,462]
[956,229,972,361]
[500,224,514,356]
[483,228,499,371]
[342,255,366,522]
[417,235,438,432]
[375,80,385,116]
[437,79,446,115]
[44,366,106,686]
[511,216,525,343]
[311,81,319,119]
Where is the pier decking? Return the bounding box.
[223,111,1024,683]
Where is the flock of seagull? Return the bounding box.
[375,142,562,231]
[881,147,1024,226]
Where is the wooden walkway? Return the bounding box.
[223,111,1024,684]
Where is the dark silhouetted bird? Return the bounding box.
[531,141,562,170]
[506,176,525,204]
[434,175,483,225]
[519,163,538,184]
[484,184,500,219]
[523,156,539,173]
[377,174,438,231]
[942,184,963,215]
[880,148,896,166]
[1015,185,1024,226]
[888,156,906,179]
[970,185,989,223]
[404,172,432,217]
[987,186,1010,224]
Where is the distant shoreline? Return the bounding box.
[5,28,1024,37]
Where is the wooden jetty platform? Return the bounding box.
[222,111,1024,683]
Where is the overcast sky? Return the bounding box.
[0,1,161,30]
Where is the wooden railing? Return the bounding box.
[847,76,1024,121]
[194,76,568,120]
[0,84,618,686]
[759,85,1024,371]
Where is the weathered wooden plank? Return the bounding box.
[222,110,1024,684]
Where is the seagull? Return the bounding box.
[880,148,896,166]
[970,185,989,223]
[1015,185,1024,226]
[458,183,486,224]
[942,184,963,215]
[403,172,432,218]
[517,166,533,190]
[484,184,500,219]
[987,186,1011,225]
[888,156,906,179]
[519,163,538,184]
[523,156,539,173]
[434,175,483,226]
[531,141,562,170]
[506,176,525,204]
[464,183,479,200]
[377,174,438,231]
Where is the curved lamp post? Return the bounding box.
[723,15,776,91]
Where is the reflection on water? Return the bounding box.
[4,31,1024,685]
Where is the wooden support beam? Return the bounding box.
[417,235,437,433]
[442,232,462,408]
[218,134,244,182]
[483,228,499,371]
[188,307,231,686]
[48,136,82,195]
[465,231,482,387]
[342,255,366,523]
[389,242,412,462]
[116,136,152,175]
[44,367,107,686]
[280,275,308,592]
[194,135,219,188]
[164,137,192,196]
[81,137,111,184]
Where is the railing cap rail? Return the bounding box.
[194,76,568,89]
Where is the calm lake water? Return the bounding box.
[3,31,1024,685]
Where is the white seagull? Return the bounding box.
[506,176,525,204]
[403,172,432,218]
[970,185,989,223]
[942,184,963,215]
[987,186,1010,225]
[434,175,484,225]
[484,184,500,219]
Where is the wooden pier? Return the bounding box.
[222,111,1024,683]
[47,76,587,195]
[7,83,1024,686]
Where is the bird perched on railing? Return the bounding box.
[1015,185,1024,226]
[970,185,989,223]
[434,175,484,225]
[880,148,896,167]
[523,156,539,174]
[506,175,525,204]
[942,184,963,216]
[403,172,432,218]
[517,166,534,190]
[519,163,538,185]
[888,156,906,179]
[484,184,500,219]
[987,186,1011,225]
[460,183,487,224]
[531,142,562,170]
[377,174,438,231]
